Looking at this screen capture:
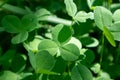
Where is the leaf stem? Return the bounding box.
[0,1,28,14]
[67,61,71,76]
[42,15,72,26]
[103,0,112,9]
[100,33,105,65]
[97,33,105,77]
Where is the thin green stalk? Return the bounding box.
[44,15,72,26]
[97,33,105,77]
[100,33,105,65]
[108,0,112,9]
[0,1,28,14]
[67,61,71,77]
[115,44,120,63]
[103,0,112,9]
[70,21,75,34]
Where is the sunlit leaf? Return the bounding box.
[23,36,43,52]
[113,9,120,22]
[109,21,120,32]
[0,71,20,80]
[38,39,58,56]
[64,0,77,17]
[90,63,101,74]
[111,32,120,41]
[74,11,88,22]
[94,6,112,30]
[95,71,113,80]
[35,8,51,17]
[74,11,94,22]
[66,37,82,50]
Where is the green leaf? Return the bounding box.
[37,69,60,75]
[80,36,99,47]
[71,63,93,80]
[94,71,113,80]
[0,49,16,69]
[87,12,94,20]
[64,0,77,17]
[35,8,51,21]
[38,39,58,56]
[103,26,116,47]
[52,24,63,43]
[73,20,93,36]
[23,36,43,52]
[0,71,20,80]
[11,54,27,73]
[2,15,23,33]
[66,37,82,50]
[28,50,55,74]
[19,72,33,80]
[11,31,28,44]
[21,14,37,32]
[109,21,120,32]
[52,24,72,44]
[94,6,112,30]
[74,11,88,22]
[35,8,51,18]
[96,77,112,80]
[90,63,101,74]
[60,44,80,61]
[84,49,95,64]
[52,57,67,73]
[35,51,55,73]
[0,49,16,62]
[74,11,94,22]
[58,26,72,44]
[108,21,120,41]
[111,32,120,41]
[28,51,36,70]
[113,9,120,22]
[80,49,95,65]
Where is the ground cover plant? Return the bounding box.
[0,0,120,80]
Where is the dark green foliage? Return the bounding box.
[1,0,120,80]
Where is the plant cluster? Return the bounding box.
[0,0,120,80]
